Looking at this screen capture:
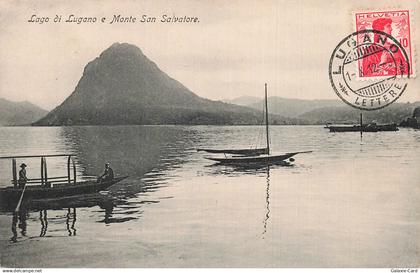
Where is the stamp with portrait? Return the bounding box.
[354,10,413,78]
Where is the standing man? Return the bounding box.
[18,163,28,188]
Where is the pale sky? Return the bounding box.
[1,0,419,110]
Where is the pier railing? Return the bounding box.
[0,154,78,188]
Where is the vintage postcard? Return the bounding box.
[0,0,419,271]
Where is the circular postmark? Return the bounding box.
[329,29,410,110]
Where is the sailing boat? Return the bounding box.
[200,83,312,165]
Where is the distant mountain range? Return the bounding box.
[228,96,420,124]
[34,43,294,126]
[224,96,262,107]
[298,102,420,124]
[246,97,342,118]
[0,98,47,126]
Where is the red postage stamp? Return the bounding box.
[355,10,413,78]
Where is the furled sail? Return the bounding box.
[197,148,268,156]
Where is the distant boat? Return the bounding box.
[325,114,398,132]
[327,123,398,132]
[199,83,312,165]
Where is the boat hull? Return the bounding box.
[328,124,398,132]
[205,153,299,165]
[0,176,128,205]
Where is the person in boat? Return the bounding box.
[98,163,114,182]
[18,163,28,188]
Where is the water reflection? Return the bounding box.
[11,211,27,242]
[65,208,77,236]
[12,208,78,242]
[59,126,195,201]
[59,126,194,177]
[204,161,292,177]
[8,193,117,243]
[10,206,87,242]
[39,210,48,237]
[262,166,270,238]
[203,162,277,238]
[100,207,137,224]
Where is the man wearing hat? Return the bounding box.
[18,163,28,188]
[98,162,114,183]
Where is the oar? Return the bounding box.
[286,151,313,155]
[82,175,101,182]
[81,175,98,179]
[15,184,27,213]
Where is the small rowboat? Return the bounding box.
[0,154,128,206]
[0,176,128,206]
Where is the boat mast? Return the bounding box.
[265,83,270,155]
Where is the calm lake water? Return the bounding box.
[0,125,419,267]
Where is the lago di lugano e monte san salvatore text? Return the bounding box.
[28,14,200,24]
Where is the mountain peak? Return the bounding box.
[101,42,145,58]
[34,42,273,125]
